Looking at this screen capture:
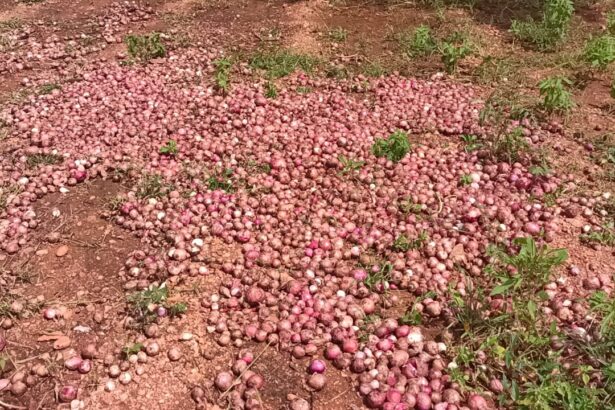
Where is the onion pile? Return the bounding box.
[1,35,605,408]
[0,1,152,76]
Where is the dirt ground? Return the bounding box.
[1,0,614,409]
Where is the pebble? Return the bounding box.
[56,245,69,257]
[36,249,49,256]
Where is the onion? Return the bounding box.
[307,373,326,390]
[215,371,234,391]
[308,359,326,374]
[59,385,78,402]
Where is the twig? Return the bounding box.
[0,400,27,409]
[220,340,273,399]
[323,388,352,405]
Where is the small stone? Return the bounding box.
[56,245,69,257]
[36,249,49,256]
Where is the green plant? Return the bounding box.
[26,153,63,168]
[264,81,278,98]
[399,291,437,325]
[136,174,173,199]
[213,57,233,94]
[580,223,615,246]
[168,302,188,317]
[398,198,423,214]
[459,174,472,186]
[362,62,386,77]
[249,49,318,79]
[495,127,530,164]
[338,155,364,175]
[391,232,428,252]
[364,262,392,291]
[539,76,574,113]
[38,83,61,95]
[488,237,568,297]
[207,168,234,192]
[399,25,437,57]
[296,86,312,94]
[583,35,615,70]
[475,56,515,84]
[122,342,144,358]
[607,11,615,35]
[0,184,20,211]
[127,283,169,322]
[510,0,574,51]
[460,134,483,152]
[327,26,348,42]
[372,130,411,162]
[125,33,166,62]
[159,139,178,156]
[439,39,473,73]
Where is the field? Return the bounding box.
[0,0,615,409]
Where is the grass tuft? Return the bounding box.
[250,49,318,79]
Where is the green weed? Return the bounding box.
[580,223,615,246]
[488,237,568,298]
[398,25,437,57]
[539,76,574,113]
[296,86,312,94]
[364,263,392,291]
[136,174,173,199]
[475,56,515,84]
[460,134,483,152]
[127,283,168,323]
[391,231,428,252]
[159,140,178,156]
[583,35,615,70]
[510,0,574,51]
[399,290,437,326]
[327,26,348,42]
[26,153,63,168]
[125,33,166,62]
[38,83,61,95]
[207,168,234,192]
[459,174,473,186]
[338,155,364,175]
[607,11,615,35]
[122,342,144,358]
[493,127,530,164]
[168,302,188,317]
[264,81,278,98]
[213,57,233,94]
[439,37,473,73]
[398,197,424,215]
[249,49,318,79]
[372,130,412,162]
[362,62,387,77]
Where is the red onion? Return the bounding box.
[308,359,326,374]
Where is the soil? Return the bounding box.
[1,0,614,409]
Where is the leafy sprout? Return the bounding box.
[372,130,411,163]
[159,140,178,156]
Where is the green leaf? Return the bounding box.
[527,299,537,321]
[491,278,516,296]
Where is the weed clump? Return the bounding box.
[372,130,412,162]
[511,0,574,51]
[125,33,166,62]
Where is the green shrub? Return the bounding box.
[539,76,574,112]
[250,49,318,79]
[583,35,615,69]
[439,40,473,73]
[400,25,438,57]
[125,33,166,62]
[511,0,574,51]
[607,11,615,35]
